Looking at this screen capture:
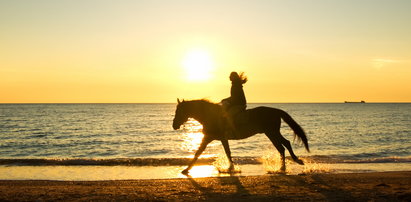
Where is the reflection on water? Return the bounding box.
[179,118,219,158]
[1,103,409,161]
[186,165,218,178]
[180,119,204,155]
[0,163,409,180]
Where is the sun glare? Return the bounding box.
[180,119,204,155]
[182,49,215,82]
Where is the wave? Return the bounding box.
[304,155,411,164]
[0,158,264,166]
[341,156,411,163]
[0,155,410,166]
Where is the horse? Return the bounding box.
[172,99,309,174]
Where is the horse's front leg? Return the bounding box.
[221,140,234,171]
[182,137,212,175]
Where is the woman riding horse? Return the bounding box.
[172,99,308,174]
[221,72,248,139]
[172,72,309,174]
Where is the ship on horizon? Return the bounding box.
[344,100,366,103]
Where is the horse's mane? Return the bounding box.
[192,99,217,105]
[182,99,222,111]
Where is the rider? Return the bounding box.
[221,72,248,139]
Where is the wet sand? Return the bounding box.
[0,171,410,201]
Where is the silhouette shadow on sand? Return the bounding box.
[185,174,250,199]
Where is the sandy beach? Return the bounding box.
[0,171,409,201]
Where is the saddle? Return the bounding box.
[222,105,249,139]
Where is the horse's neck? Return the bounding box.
[189,102,214,126]
[188,104,204,124]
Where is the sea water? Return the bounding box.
[0,103,410,180]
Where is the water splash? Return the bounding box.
[260,151,331,174]
[260,151,285,173]
[301,158,331,174]
[212,153,241,173]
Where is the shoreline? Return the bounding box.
[0,171,410,201]
[1,162,410,181]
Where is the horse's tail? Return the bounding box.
[280,110,310,152]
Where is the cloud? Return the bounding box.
[371,58,401,69]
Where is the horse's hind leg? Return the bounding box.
[265,132,286,172]
[221,140,235,171]
[280,136,304,165]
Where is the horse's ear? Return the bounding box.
[177,98,181,104]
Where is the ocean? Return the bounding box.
[0,103,410,180]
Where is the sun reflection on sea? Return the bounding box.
[180,118,216,158]
[180,119,204,153]
[185,165,218,178]
[178,118,229,177]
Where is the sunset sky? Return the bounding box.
[1,0,410,103]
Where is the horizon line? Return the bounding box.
[1,102,410,104]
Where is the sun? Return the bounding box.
[182,49,215,82]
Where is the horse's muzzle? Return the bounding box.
[172,120,180,130]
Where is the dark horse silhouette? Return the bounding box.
[172,99,309,174]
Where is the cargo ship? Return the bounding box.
[344,100,366,103]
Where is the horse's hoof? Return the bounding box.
[267,170,286,174]
[217,164,240,173]
[181,169,189,175]
[218,168,241,174]
[295,159,304,165]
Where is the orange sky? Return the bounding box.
[1,1,410,103]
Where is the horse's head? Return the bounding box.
[172,98,190,130]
